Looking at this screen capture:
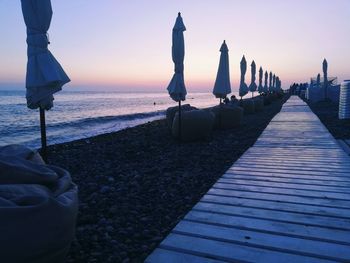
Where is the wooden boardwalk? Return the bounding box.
[146,96,350,263]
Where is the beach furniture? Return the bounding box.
[240,99,255,114]
[339,80,350,119]
[166,104,197,128]
[263,94,272,105]
[328,84,340,103]
[0,145,78,263]
[166,13,187,141]
[253,96,264,111]
[211,105,243,129]
[21,0,70,161]
[257,66,264,94]
[263,71,269,93]
[269,71,273,93]
[213,40,231,104]
[239,56,249,99]
[248,60,257,97]
[172,110,215,141]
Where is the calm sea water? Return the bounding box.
[0,90,253,149]
[0,90,255,149]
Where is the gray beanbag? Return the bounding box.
[211,105,243,129]
[166,104,197,128]
[240,99,255,114]
[0,145,78,263]
[172,110,215,141]
[253,97,264,112]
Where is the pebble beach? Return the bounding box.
[47,95,289,263]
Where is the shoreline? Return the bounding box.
[47,96,289,262]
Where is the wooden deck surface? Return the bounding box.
[146,96,350,263]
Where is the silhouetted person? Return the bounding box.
[230,95,238,105]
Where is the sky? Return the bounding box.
[0,0,349,92]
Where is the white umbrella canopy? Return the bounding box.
[213,40,231,100]
[248,60,257,94]
[258,66,263,93]
[239,55,249,98]
[167,12,187,102]
[21,0,70,110]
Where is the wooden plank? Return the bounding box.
[245,148,348,154]
[218,178,350,193]
[231,163,350,174]
[145,248,226,263]
[185,210,350,244]
[193,202,350,230]
[239,156,350,164]
[220,175,350,188]
[208,188,350,209]
[201,195,350,219]
[174,221,350,262]
[244,151,349,158]
[213,182,350,200]
[236,158,350,168]
[223,171,350,183]
[229,166,350,177]
[159,233,334,263]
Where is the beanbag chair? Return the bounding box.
[0,145,78,263]
[253,97,264,112]
[166,104,197,128]
[240,99,255,114]
[211,105,243,129]
[263,95,272,105]
[172,110,215,141]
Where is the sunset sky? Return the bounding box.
[0,0,349,92]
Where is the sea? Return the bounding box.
[0,90,251,149]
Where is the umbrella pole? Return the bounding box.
[219,98,222,128]
[178,100,182,141]
[39,107,47,162]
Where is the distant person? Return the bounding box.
[230,95,238,105]
[153,102,156,105]
[224,96,230,104]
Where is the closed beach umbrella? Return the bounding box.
[167,12,187,102]
[21,0,70,160]
[264,71,268,93]
[239,55,249,99]
[323,58,328,99]
[276,76,280,91]
[269,71,273,93]
[272,74,276,92]
[316,73,321,88]
[258,66,263,94]
[213,40,231,103]
[278,78,282,91]
[167,12,187,140]
[249,60,257,97]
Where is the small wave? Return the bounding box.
[47,110,165,129]
[0,110,165,137]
